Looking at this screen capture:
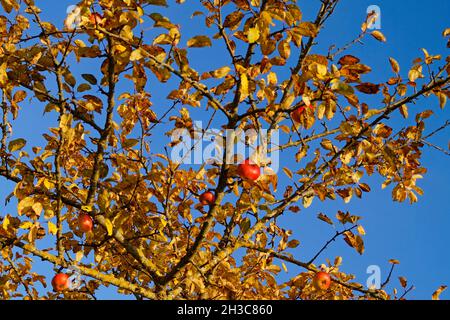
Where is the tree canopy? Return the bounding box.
[0,0,449,300]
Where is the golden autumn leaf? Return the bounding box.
[437,91,447,109]
[389,57,400,73]
[8,138,26,152]
[282,167,293,179]
[317,213,334,225]
[0,62,7,86]
[153,33,174,45]
[0,0,19,13]
[239,73,249,102]
[355,82,381,94]
[0,0,449,302]
[2,215,10,231]
[389,259,400,265]
[212,66,231,78]
[223,11,244,29]
[296,22,318,37]
[77,81,91,92]
[357,225,366,236]
[82,73,98,85]
[399,104,409,119]
[81,205,93,212]
[343,231,364,254]
[338,55,360,66]
[432,286,447,300]
[247,27,260,43]
[331,80,354,96]
[371,30,387,42]
[187,35,212,48]
[408,65,423,82]
[48,221,57,235]
[399,276,407,288]
[302,195,314,208]
[130,49,145,61]
[19,221,33,230]
[287,240,300,248]
[104,218,113,236]
[13,90,27,103]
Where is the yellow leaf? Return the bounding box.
[437,92,447,109]
[267,72,277,85]
[18,197,34,215]
[240,73,249,102]
[371,30,387,42]
[364,109,383,118]
[318,213,334,225]
[122,139,139,149]
[59,113,73,133]
[432,286,447,300]
[81,205,93,212]
[389,57,400,73]
[0,0,17,13]
[278,39,290,59]
[13,90,27,103]
[282,167,293,179]
[399,104,408,119]
[104,218,113,236]
[48,221,57,235]
[77,83,91,92]
[187,35,212,48]
[331,80,354,96]
[153,33,173,45]
[357,225,366,235]
[2,215,10,231]
[389,259,400,264]
[130,49,144,61]
[20,221,33,230]
[8,138,26,152]
[287,239,300,248]
[302,195,314,208]
[247,27,260,43]
[212,66,231,78]
[399,276,408,288]
[320,139,335,151]
[296,22,318,37]
[75,251,84,262]
[223,11,244,30]
[0,63,7,86]
[32,202,43,216]
[82,74,97,85]
[408,69,420,82]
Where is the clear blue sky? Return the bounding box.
[2,0,449,299]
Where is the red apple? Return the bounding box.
[313,271,331,290]
[78,213,93,233]
[291,104,313,123]
[199,191,215,205]
[52,273,69,292]
[89,12,103,25]
[238,159,261,181]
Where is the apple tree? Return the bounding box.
[0,0,449,300]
